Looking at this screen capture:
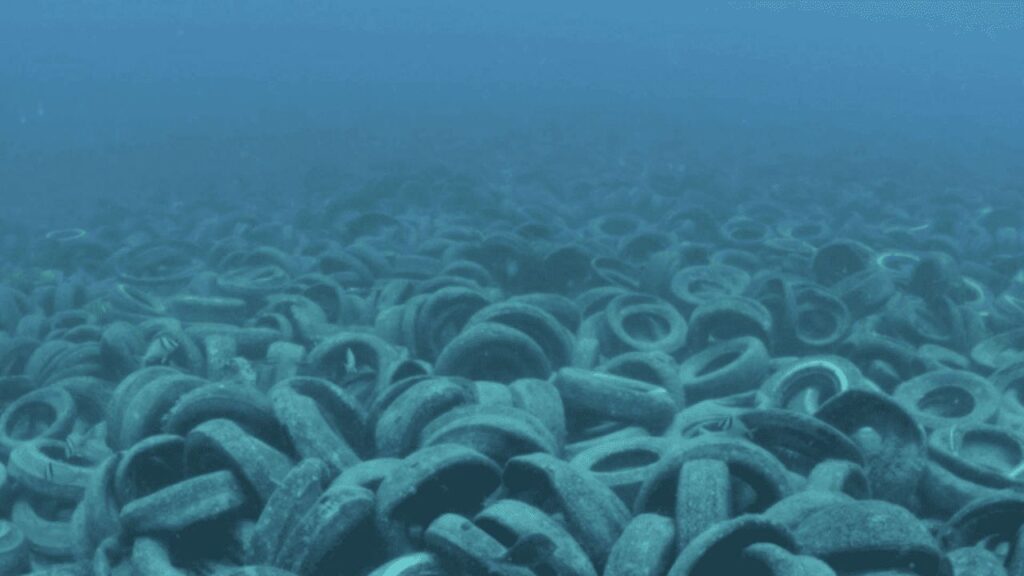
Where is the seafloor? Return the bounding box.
[1,162,1023,576]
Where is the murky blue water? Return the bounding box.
[1,3,1023,575]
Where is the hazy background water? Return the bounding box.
[1,1,1022,226]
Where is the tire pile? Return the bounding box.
[0,178,1023,576]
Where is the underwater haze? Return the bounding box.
[2,2,1023,220]
[3,2,1024,575]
